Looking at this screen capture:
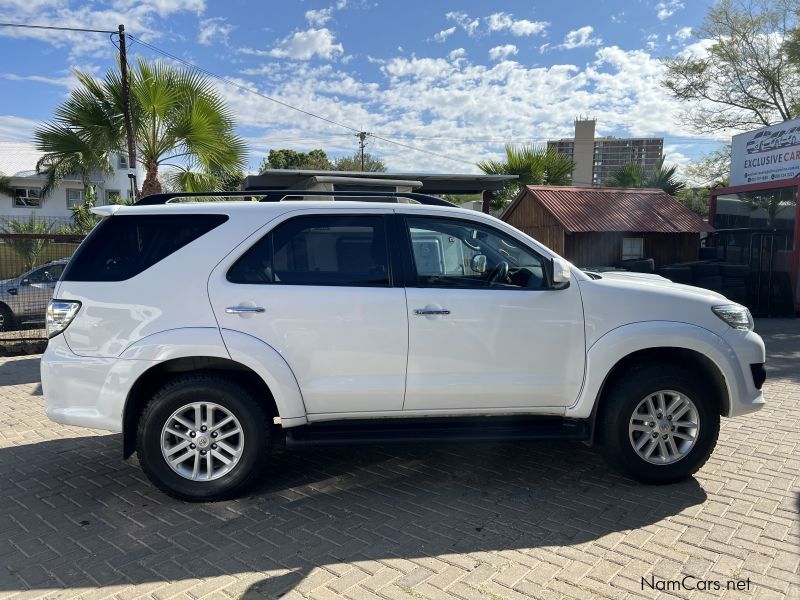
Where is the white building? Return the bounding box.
[0,142,140,221]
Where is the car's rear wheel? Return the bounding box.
[597,364,720,484]
[0,303,15,332]
[137,375,272,501]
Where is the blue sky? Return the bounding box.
[0,0,726,175]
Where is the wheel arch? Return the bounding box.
[568,321,736,440]
[122,357,279,459]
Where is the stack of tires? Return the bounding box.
[692,263,723,292]
[655,265,693,285]
[719,264,749,304]
[617,258,655,274]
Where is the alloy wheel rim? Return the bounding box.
[160,402,245,481]
[628,390,699,465]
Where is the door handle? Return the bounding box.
[414,308,451,316]
[225,306,266,314]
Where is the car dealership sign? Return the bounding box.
[731,119,800,186]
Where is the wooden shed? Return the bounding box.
[501,186,714,268]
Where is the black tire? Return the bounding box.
[136,375,272,501]
[656,266,693,285]
[0,303,14,332]
[693,262,720,277]
[597,364,720,484]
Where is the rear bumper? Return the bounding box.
[42,335,152,432]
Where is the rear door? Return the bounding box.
[208,209,408,415]
[19,263,64,319]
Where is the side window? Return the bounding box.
[405,216,547,290]
[227,215,390,287]
[28,264,64,283]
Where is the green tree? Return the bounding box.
[0,213,53,271]
[676,187,711,218]
[606,157,686,196]
[685,146,731,187]
[662,0,800,132]
[260,148,333,171]
[35,59,247,198]
[477,145,574,210]
[333,152,387,172]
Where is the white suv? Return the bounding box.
[41,192,766,501]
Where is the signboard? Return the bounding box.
[731,118,800,186]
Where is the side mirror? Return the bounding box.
[552,257,571,286]
[471,254,487,273]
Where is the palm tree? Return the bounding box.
[0,173,13,197]
[35,59,246,198]
[606,157,686,196]
[477,145,574,209]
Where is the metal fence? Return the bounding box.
[0,232,85,349]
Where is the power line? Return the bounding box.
[128,35,480,166]
[0,22,117,34]
[128,34,362,135]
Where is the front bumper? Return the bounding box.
[722,328,766,417]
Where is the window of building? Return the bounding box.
[67,189,84,208]
[105,190,121,205]
[622,237,644,260]
[118,155,128,169]
[227,215,390,287]
[14,188,41,208]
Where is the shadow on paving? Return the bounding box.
[0,431,706,596]
[0,356,43,388]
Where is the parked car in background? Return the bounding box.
[0,258,69,331]
[41,193,766,501]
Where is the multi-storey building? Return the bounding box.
[547,119,663,187]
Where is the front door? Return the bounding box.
[209,211,408,415]
[400,213,586,411]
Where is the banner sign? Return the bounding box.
[730,119,800,186]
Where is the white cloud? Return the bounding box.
[656,0,684,21]
[198,17,234,46]
[433,27,456,43]
[221,43,711,173]
[448,48,466,61]
[0,115,41,142]
[446,11,481,37]
[611,12,625,24]
[0,0,206,57]
[646,34,659,50]
[559,26,603,50]
[488,44,518,61]
[306,8,333,27]
[268,28,344,60]
[675,26,693,42]
[486,12,549,37]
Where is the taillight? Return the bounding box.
[46,300,81,338]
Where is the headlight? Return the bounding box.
[712,304,753,331]
[46,300,81,338]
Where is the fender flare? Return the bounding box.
[566,321,738,420]
[120,327,307,427]
[220,328,307,426]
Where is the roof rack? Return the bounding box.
[134,190,458,207]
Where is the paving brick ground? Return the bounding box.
[0,320,798,599]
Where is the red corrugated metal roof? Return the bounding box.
[515,186,714,234]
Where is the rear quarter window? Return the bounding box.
[62,214,228,282]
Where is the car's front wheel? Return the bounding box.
[598,364,720,484]
[137,375,272,501]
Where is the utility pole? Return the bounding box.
[118,24,138,200]
[356,131,368,171]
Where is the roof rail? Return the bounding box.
[134,189,458,207]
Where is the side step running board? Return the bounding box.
[285,416,590,447]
